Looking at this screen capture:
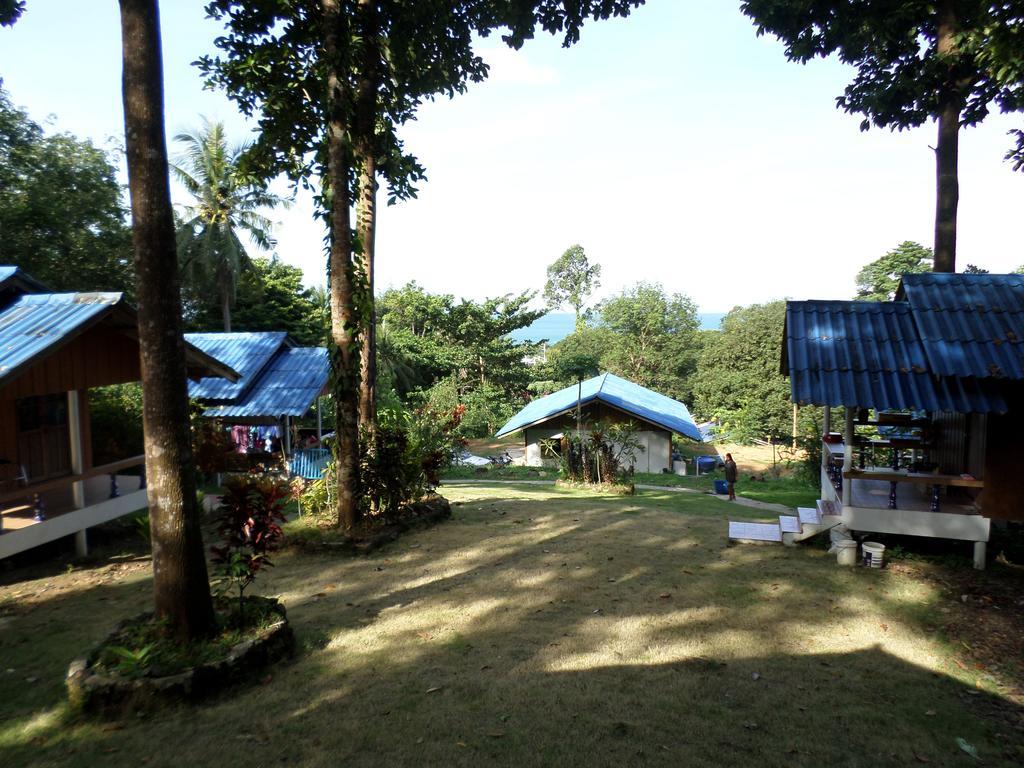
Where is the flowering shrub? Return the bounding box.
[211,474,289,615]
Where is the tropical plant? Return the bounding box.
[172,119,288,332]
[210,474,289,616]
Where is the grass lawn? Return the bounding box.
[443,466,821,510]
[1,483,1022,766]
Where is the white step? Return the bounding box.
[798,506,821,526]
[779,515,801,533]
[728,521,782,543]
[817,498,839,518]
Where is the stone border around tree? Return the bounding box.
[66,597,294,718]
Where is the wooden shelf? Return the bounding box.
[842,469,983,488]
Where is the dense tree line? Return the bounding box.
[0,83,135,296]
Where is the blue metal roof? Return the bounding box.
[496,372,703,441]
[784,300,1008,413]
[0,266,50,294]
[898,272,1024,379]
[185,332,289,401]
[0,292,123,384]
[200,346,329,419]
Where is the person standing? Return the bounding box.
[724,453,738,501]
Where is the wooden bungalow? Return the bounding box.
[0,267,237,560]
[184,332,330,458]
[780,272,1024,569]
[496,372,703,473]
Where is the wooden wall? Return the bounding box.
[0,326,140,401]
[982,391,1024,521]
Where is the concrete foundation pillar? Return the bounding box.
[74,529,88,558]
[973,541,986,570]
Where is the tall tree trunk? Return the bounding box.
[934,0,962,274]
[119,0,214,641]
[323,0,361,531]
[355,0,379,431]
[356,156,376,427]
[220,266,232,332]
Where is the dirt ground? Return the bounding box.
[1,483,1022,767]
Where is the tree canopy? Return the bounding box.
[377,282,544,436]
[0,83,134,295]
[741,1,1024,273]
[692,301,793,442]
[544,244,601,325]
[185,255,327,346]
[854,241,933,301]
[596,282,702,402]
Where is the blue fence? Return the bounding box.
[289,448,330,480]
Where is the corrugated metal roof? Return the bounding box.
[0,266,51,294]
[495,372,703,441]
[185,332,288,400]
[201,346,329,419]
[0,292,123,384]
[784,300,1008,412]
[898,272,1024,379]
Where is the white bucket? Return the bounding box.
[836,539,858,566]
[862,541,885,568]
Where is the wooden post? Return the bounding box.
[842,408,854,508]
[821,405,831,476]
[284,415,291,457]
[792,404,798,450]
[67,390,88,557]
[316,398,323,442]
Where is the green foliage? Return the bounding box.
[693,302,793,442]
[88,384,144,466]
[854,241,933,301]
[104,643,156,678]
[378,282,543,436]
[0,84,134,295]
[210,475,290,613]
[173,120,289,331]
[0,2,25,26]
[560,420,642,486]
[544,244,601,324]
[186,255,327,346]
[595,282,703,402]
[740,2,1024,140]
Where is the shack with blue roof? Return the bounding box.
[496,372,703,473]
[780,271,1024,569]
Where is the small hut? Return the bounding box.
[496,373,703,473]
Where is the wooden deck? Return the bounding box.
[0,474,146,559]
[847,476,979,514]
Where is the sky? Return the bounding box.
[1,1,1022,314]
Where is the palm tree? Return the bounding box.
[171,119,288,331]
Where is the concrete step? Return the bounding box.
[798,506,821,526]
[785,512,843,544]
[728,520,782,544]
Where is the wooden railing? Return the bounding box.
[0,455,145,508]
[842,468,983,512]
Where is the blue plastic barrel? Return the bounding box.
[713,479,729,495]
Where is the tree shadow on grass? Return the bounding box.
[1,487,1022,767]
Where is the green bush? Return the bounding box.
[89,384,144,465]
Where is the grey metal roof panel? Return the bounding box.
[899,273,1024,378]
[202,346,329,419]
[186,332,288,401]
[0,292,122,384]
[495,372,702,441]
[784,299,1009,413]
